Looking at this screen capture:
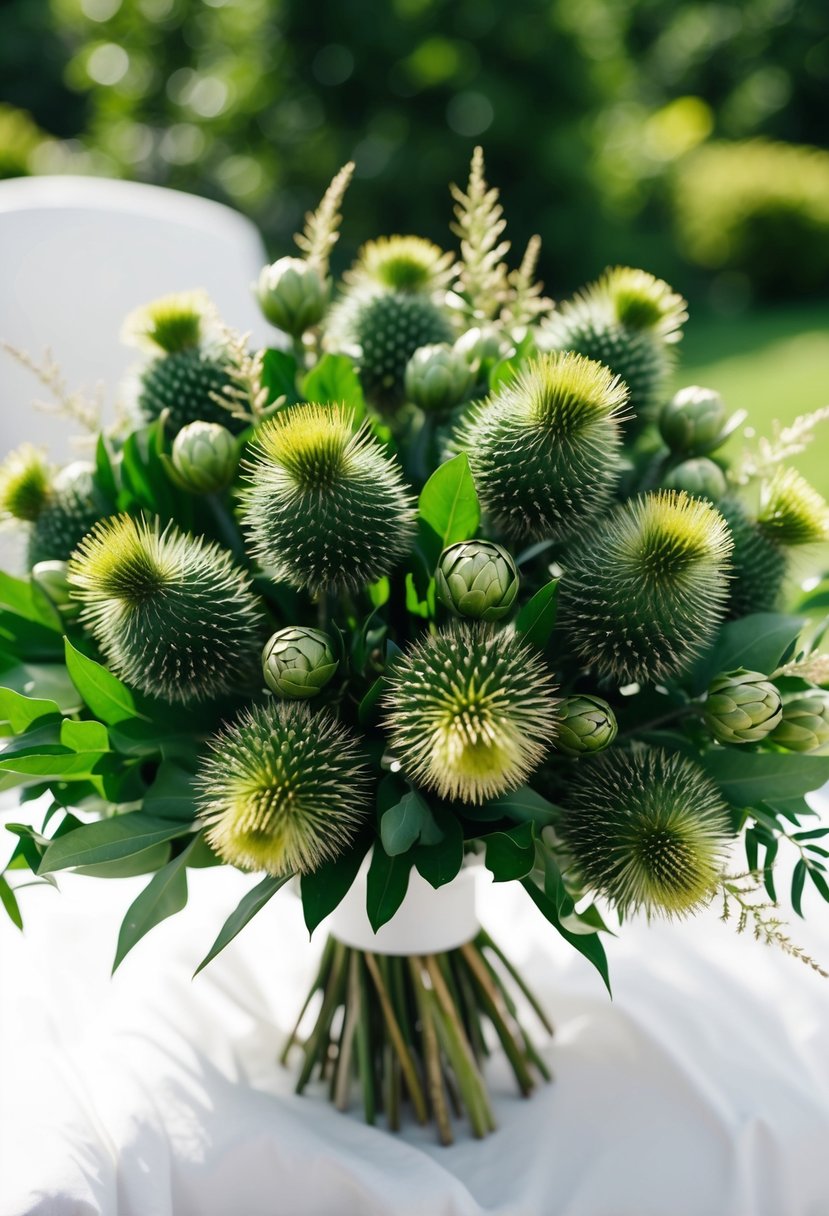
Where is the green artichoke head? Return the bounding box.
[704,668,783,744]
[770,693,829,753]
[256,256,331,337]
[404,343,474,413]
[659,386,727,454]
[435,539,519,622]
[557,695,618,755]
[262,626,338,699]
[662,457,727,501]
[172,421,237,493]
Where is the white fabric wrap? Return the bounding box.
[328,857,479,954]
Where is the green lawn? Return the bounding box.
[674,302,829,494]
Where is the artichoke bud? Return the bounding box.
[770,693,829,753]
[703,668,782,744]
[435,540,519,621]
[662,457,727,501]
[557,695,618,755]
[455,325,512,367]
[256,257,331,337]
[404,344,474,413]
[262,626,338,699]
[659,386,727,454]
[172,421,237,493]
[31,560,79,619]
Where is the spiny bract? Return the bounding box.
[27,463,108,567]
[539,267,687,423]
[383,621,560,804]
[456,351,629,542]
[0,445,51,523]
[138,347,242,434]
[756,467,829,547]
[242,404,416,594]
[345,236,456,294]
[558,746,732,918]
[197,700,370,876]
[560,490,733,683]
[69,514,264,704]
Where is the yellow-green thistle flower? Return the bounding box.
[0,445,51,523]
[69,514,264,704]
[756,468,829,547]
[197,700,370,876]
[122,290,213,355]
[242,404,416,593]
[345,235,455,294]
[770,692,829,753]
[456,352,629,542]
[383,622,559,804]
[559,747,732,918]
[560,491,733,683]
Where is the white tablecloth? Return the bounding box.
[1,849,828,1216]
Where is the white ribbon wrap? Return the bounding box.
[328,857,479,955]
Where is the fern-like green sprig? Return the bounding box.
[720,875,828,976]
[294,161,355,275]
[450,146,510,322]
[502,235,554,329]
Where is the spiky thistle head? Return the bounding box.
[242,404,416,593]
[456,351,629,542]
[757,468,829,547]
[345,236,455,294]
[197,700,370,876]
[588,267,688,342]
[26,461,108,567]
[69,514,264,704]
[718,497,788,619]
[558,746,732,918]
[137,347,241,434]
[122,290,213,355]
[560,491,733,683]
[383,622,559,804]
[0,445,52,522]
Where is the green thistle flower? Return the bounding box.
[0,445,51,523]
[242,404,416,594]
[662,457,727,501]
[456,352,628,542]
[435,540,519,622]
[703,669,782,744]
[559,746,732,918]
[345,236,455,294]
[383,622,559,804]
[197,700,370,876]
[27,462,108,567]
[560,491,733,683]
[122,290,212,355]
[404,344,474,413]
[770,693,829,753]
[556,695,617,755]
[69,514,263,704]
[171,421,237,494]
[540,267,687,424]
[138,348,240,435]
[756,468,829,547]
[659,386,727,454]
[262,626,338,699]
[336,291,455,410]
[256,256,331,337]
[719,498,788,618]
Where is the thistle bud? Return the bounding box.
[662,457,727,501]
[703,668,782,744]
[172,421,237,493]
[262,626,338,699]
[769,693,829,753]
[435,540,519,622]
[659,386,727,454]
[31,560,79,620]
[256,257,331,337]
[404,344,474,413]
[557,695,617,755]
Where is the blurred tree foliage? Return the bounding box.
[1,0,827,292]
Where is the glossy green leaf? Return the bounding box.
[300,838,370,936]
[514,579,559,650]
[194,873,292,975]
[261,348,299,404]
[366,845,412,932]
[0,687,61,732]
[484,822,536,881]
[302,354,366,422]
[142,762,198,821]
[39,812,193,873]
[414,807,464,889]
[380,788,443,856]
[700,750,829,806]
[694,613,804,689]
[0,874,22,930]
[0,570,62,631]
[0,660,81,712]
[64,638,149,726]
[791,858,807,918]
[417,453,480,561]
[112,837,198,971]
[60,718,110,753]
[522,877,611,994]
[485,785,560,828]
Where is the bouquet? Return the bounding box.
[3,150,829,1145]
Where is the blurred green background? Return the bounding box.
[1,0,827,483]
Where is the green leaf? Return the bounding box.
[417,453,480,563]
[541,849,576,918]
[0,874,22,930]
[112,836,199,971]
[792,858,807,918]
[194,873,292,975]
[302,354,366,422]
[0,687,61,732]
[0,570,62,631]
[366,845,412,932]
[64,638,150,726]
[60,718,110,753]
[522,877,611,994]
[300,838,369,936]
[380,788,443,856]
[0,609,65,661]
[39,812,193,873]
[95,434,119,502]
[261,348,299,404]
[74,842,173,879]
[0,749,107,782]
[484,822,536,881]
[142,762,198,821]
[700,750,829,806]
[0,660,81,712]
[694,613,805,688]
[514,580,559,650]
[485,785,560,829]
